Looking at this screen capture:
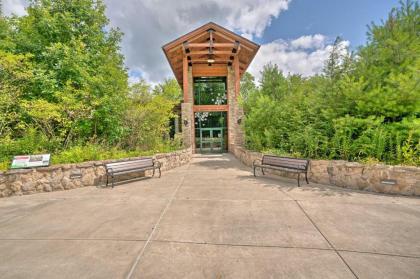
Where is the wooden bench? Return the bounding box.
[105,158,161,188]
[253,155,309,186]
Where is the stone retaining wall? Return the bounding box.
[0,148,192,198]
[232,146,420,196]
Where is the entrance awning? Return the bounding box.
[162,22,260,85]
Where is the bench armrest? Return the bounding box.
[253,158,262,166]
[153,159,162,168]
[106,167,114,175]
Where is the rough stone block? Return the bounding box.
[10,181,23,195]
[231,146,420,196]
[21,181,36,192]
[0,148,192,198]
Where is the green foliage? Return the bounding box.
[121,79,181,150]
[243,0,420,166]
[0,50,33,137]
[0,1,182,170]
[2,0,128,145]
[51,144,151,165]
[240,72,257,101]
[0,129,51,159]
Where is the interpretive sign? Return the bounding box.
[11,154,51,169]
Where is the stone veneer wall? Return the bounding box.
[181,66,193,149]
[181,102,193,148]
[0,148,192,198]
[227,66,244,151]
[232,146,420,196]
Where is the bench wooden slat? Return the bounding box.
[107,161,153,170]
[262,157,308,169]
[105,157,160,187]
[262,163,306,170]
[262,160,306,168]
[263,156,308,164]
[253,155,310,187]
[256,165,302,172]
[106,158,153,164]
[263,155,308,162]
[108,165,153,173]
[263,159,308,166]
[106,158,153,168]
[108,166,154,176]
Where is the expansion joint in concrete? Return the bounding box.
[125,163,190,279]
[294,200,360,279]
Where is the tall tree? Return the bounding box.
[122,80,179,150]
[242,0,419,165]
[9,0,128,145]
[353,0,419,119]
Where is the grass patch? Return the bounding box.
[0,143,182,171]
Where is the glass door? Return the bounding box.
[195,111,227,153]
[200,129,212,153]
[199,128,224,153]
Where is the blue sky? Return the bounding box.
[260,0,399,49]
[4,0,401,83]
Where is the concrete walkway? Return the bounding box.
[1,154,419,279]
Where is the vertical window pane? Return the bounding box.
[193,77,227,105]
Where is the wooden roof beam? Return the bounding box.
[188,43,235,48]
[208,29,214,48]
[191,60,231,63]
[213,30,253,52]
[189,50,233,56]
[227,41,241,66]
[182,41,190,55]
[232,41,240,55]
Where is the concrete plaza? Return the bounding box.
[0,154,419,278]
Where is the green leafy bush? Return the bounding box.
[0,1,183,171]
[243,1,420,166]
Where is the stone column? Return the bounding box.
[181,66,194,149]
[227,66,245,152]
[235,104,245,146]
[227,66,235,152]
[181,103,193,148]
[186,66,194,103]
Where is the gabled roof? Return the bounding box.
[162,22,260,84]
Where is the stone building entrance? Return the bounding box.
[162,22,259,153]
[195,112,227,153]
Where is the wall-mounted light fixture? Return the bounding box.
[183,119,189,126]
[237,118,242,125]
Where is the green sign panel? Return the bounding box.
[11,154,51,169]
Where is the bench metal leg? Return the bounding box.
[297,173,300,187]
[112,175,115,188]
[106,174,109,187]
[261,167,265,175]
[253,166,257,177]
[305,172,309,184]
[151,167,161,178]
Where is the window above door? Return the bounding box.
[193,77,227,105]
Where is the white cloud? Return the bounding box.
[103,0,290,83]
[223,0,289,38]
[290,34,326,49]
[2,0,27,16]
[4,0,290,83]
[248,35,350,81]
[240,33,254,41]
[128,75,141,85]
[2,1,351,85]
